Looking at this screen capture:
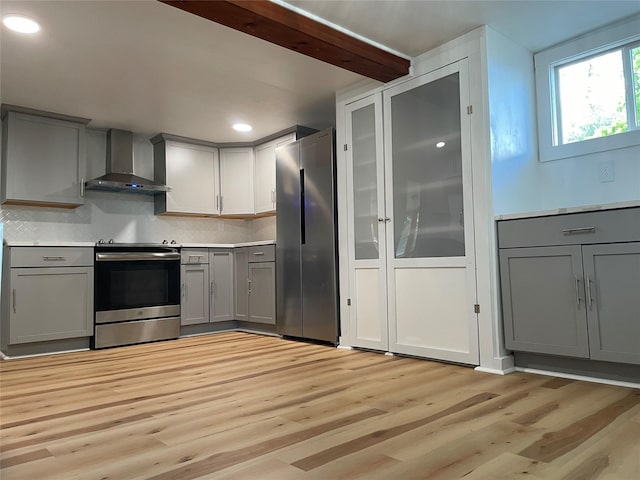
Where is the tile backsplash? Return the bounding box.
[0,192,259,244]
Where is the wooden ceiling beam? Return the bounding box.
[160,0,410,83]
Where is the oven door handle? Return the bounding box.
[96,252,181,261]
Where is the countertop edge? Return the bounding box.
[495,200,640,221]
[4,240,276,248]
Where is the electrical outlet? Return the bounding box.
[598,160,615,183]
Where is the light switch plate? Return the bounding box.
[598,159,615,183]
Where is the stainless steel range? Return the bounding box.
[92,241,181,349]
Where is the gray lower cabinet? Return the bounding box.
[583,242,640,365]
[210,250,234,322]
[2,246,93,346]
[500,246,590,358]
[1,106,90,207]
[181,255,210,326]
[248,262,276,324]
[234,248,249,321]
[235,245,276,325]
[498,207,640,365]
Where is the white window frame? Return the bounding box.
[535,16,640,162]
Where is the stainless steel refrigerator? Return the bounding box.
[276,128,339,343]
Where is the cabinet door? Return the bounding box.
[10,267,93,344]
[3,112,86,206]
[248,262,276,324]
[181,264,210,325]
[220,147,254,215]
[583,242,640,365]
[254,134,295,213]
[210,251,234,322]
[500,246,590,358]
[234,249,249,321]
[345,94,389,351]
[165,142,219,215]
[383,59,479,364]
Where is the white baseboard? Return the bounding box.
[1,348,89,360]
[336,345,353,350]
[515,367,640,389]
[475,366,517,375]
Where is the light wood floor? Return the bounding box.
[1,332,639,480]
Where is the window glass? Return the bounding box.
[556,49,627,145]
[632,45,640,126]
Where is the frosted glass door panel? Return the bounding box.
[390,72,464,259]
[352,104,379,260]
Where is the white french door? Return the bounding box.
[383,59,478,364]
[345,93,389,351]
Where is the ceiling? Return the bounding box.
[1,1,639,143]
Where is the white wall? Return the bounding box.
[489,29,640,216]
[0,130,261,244]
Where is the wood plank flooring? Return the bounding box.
[1,332,639,479]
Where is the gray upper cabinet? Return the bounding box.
[583,242,640,365]
[210,250,234,322]
[1,106,90,207]
[500,245,590,358]
[3,246,94,345]
[254,133,295,214]
[152,135,220,216]
[498,207,640,365]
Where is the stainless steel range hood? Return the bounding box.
[85,129,170,194]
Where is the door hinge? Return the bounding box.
[347,298,352,306]
[474,304,480,314]
[344,144,348,151]
[467,105,473,115]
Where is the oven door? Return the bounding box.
[95,251,180,323]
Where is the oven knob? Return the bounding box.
[108,239,114,244]
[170,240,177,244]
[162,239,168,244]
[97,239,104,244]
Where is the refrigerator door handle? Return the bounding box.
[300,168,306,245]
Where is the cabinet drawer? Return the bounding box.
[181,249,209,264]
[247,245,275,262]
[498,207,640,248]
[10,247,93,267]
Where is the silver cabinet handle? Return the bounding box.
[586,275,593,308]
[80,178,85,198]
[271,188,276,205]
[378,218,385,223]
[247,278,252,294]
[562,226,596,235]
[12,289,16,314]
[210,281,215,297]
[252,252,265,256]
[385,217,391,222]
[181,282,185,299]
[43,256,66,261]
[574,275,581,307]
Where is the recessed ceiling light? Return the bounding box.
[436,141,446,148]
[233,123,252,132]
[3,15,40,34]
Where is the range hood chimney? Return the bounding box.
[85,129,170,194]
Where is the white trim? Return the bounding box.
[516,367,640,390]
[273,0,411,61]
[475,366,517,375]
[535,15,640,162]
[0,348,89,360]
[337,345,353,350]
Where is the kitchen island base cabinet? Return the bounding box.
[498,207,640,366]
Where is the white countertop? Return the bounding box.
[181,240,275,248]
[495,200,640,221]
[4,241,96,247]
[4,240,275,248]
